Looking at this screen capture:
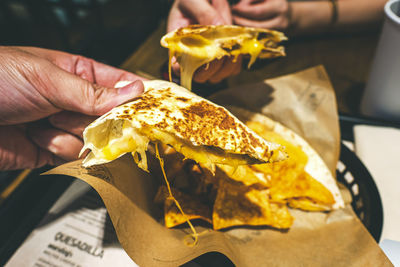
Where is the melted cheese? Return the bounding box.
[97,122,150,171]
[155,144,198,246]
[246,121,335,208]
[161,25,286,91]
[86,121,261,173]
[231,38,265,68]
[168,37,266,90]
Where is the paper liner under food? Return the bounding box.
[44,66,392,266]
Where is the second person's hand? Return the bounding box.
[167,0,243,86]
[232,0,291,31]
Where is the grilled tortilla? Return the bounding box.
[80,80,286,173]
[161,25,286,90]
[155,107,344,231]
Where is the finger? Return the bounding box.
[0,125,56,170]
[233,14,288,30]
[232,1,279,20]
[232,55,243,76]
[30,127,84,161]
[91,60,146,87]
[193,59,224,83]
[19,47,146,87]
[212,0,233,24]
[233,0,253,4]
[179,0,227,25]
[208,56,242,84]
[167,1,195,32]
[171,56,181,77]
[36,149,66,167]
[41,62,145,115]
[49,111,96,138]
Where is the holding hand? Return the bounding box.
[0,46,144,170]
[167,0,242,86]
[232,0,290,31]
[167,0,232,32]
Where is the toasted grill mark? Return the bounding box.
[159,108,171,116]
[175,97,189,102]
[131,102,155,111]
[249,134,262,148]
[220,115,235,130]
[237,124,250,148]
[132,96,143,102]
[188,25,208,30]
[126,91,163,113]
[117,114,132,120]
[154,121,168,129]
[184,102,211,118]
[110,86,269,159]
[263,148,270,159]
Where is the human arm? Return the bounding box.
[232,0,387,35]
[0,46,144,170]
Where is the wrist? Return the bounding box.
[287,1,334,35]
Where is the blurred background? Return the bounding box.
[0,0,170,66]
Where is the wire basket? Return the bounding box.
[336,143,383,242]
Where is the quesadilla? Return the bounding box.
[161,25,287,90]
[80,80,286,173]
[155,107,344,231]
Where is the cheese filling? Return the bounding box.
[155,143,198,246]
[168,37,267,90]
[162,26,286,91]
[83,120,263,173]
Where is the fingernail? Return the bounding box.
[117,80,144,95]
[213,18,225,25]
[171,56,177,64]
[116,80,145,105]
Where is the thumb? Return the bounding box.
[179,0,226,25]
[44,67,144,116]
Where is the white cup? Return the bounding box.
[360,0,400,121]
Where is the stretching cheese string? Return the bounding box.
[155,143,198,246]
[168,53,173,83]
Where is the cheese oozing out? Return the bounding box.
[161,25,287,90]
[82,120,270,174]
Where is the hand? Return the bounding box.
[0,46,145,170]
[170,55,243,85]
[167,0,242,85]
[167,0,232,32]
[232,0,291,31]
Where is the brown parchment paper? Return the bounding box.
[44,66,392,266]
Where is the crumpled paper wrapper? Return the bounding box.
[45,66,392,266]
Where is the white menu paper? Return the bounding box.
[6,180,138,267]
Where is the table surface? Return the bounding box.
[121,21,381,115]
